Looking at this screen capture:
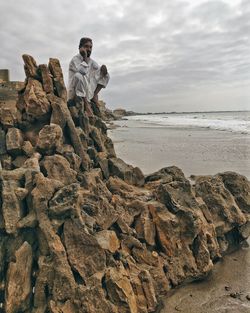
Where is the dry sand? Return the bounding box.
[108,120,250,313]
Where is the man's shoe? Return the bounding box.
[67,99,76,107]
[75,96,84,104]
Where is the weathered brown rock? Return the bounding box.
[95,230,120,253]
[98,157,110,179]
[239,221,250,239]
[109,157,145,186]
[63,219,106,279]
[195,175,246,234]
[22,140,34,156]
[5,241,33,313]
[55,143,74,155]
[104,136,116,157]
[48,94,67,129]
[22,54,38,78]
[1,178,23,234]
[90,128,105,152]
[46,93,90,170]
[64,151,82,171]
[48,183,82,218]
[145,166,185,184]
[6,127,24,155]
[0,154,12,170]
[39,64,54,94]
[48,58,67,101]
[36,124,63,154]
[129,272,149,313]
[31,173,76,304]
[12,155,28,168]
[105,266,138,313]
[219,172,250,213]
[0,129,7,155]
[77,277,118,313]
[23,152,41,171]
[134,207,156,246]
[41,154,77,185]
[138,270,157,312]
[23,78,51,120]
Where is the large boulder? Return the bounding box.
[36,124,63,154]
[219,172,250,213]
[6,128,24,155]
[41,154,77,185]
[5,242,33,313]
[105,266,138,313]
[23,78,51,120]
[1,177,24,234]
[95,230,120,253]
[109,157,145,186]
[63,219,106,279]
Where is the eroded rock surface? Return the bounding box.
[0,55,249,313]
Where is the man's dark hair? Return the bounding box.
[79,37,92,49]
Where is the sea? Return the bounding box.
[109,110,250,179]
[126,111,250,134]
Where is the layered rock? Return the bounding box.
[0,55,249,313]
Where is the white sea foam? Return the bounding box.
[127,111,250,134]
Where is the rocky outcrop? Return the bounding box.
[112,108,127,120]
[0,55,249,313]
[98,100,116,121]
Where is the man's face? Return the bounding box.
[81,41,92,58]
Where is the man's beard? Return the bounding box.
[87,51,91,57]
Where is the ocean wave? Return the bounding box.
[127,113,250,134]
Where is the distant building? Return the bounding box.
[0,69,9,83]
[0,69,24,104]
[0,70,24,128]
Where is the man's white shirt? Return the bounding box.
[68,54,109,101]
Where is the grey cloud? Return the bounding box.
[0,0,249,112]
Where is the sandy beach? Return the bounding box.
[108,117,250,313]
[108,119,250,179]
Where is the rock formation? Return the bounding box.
[0,55,249,313]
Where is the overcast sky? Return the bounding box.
[0,0,249,112]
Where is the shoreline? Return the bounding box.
[123,110,250,115]
[108,120,250,179]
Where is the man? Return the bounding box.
[68,37,110,117]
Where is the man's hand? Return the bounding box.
[79,47,87,61]
[100,64,108,77]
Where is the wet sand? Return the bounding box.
[108,120,250,179]
[108,120,250,313]
[161,241,250,313]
